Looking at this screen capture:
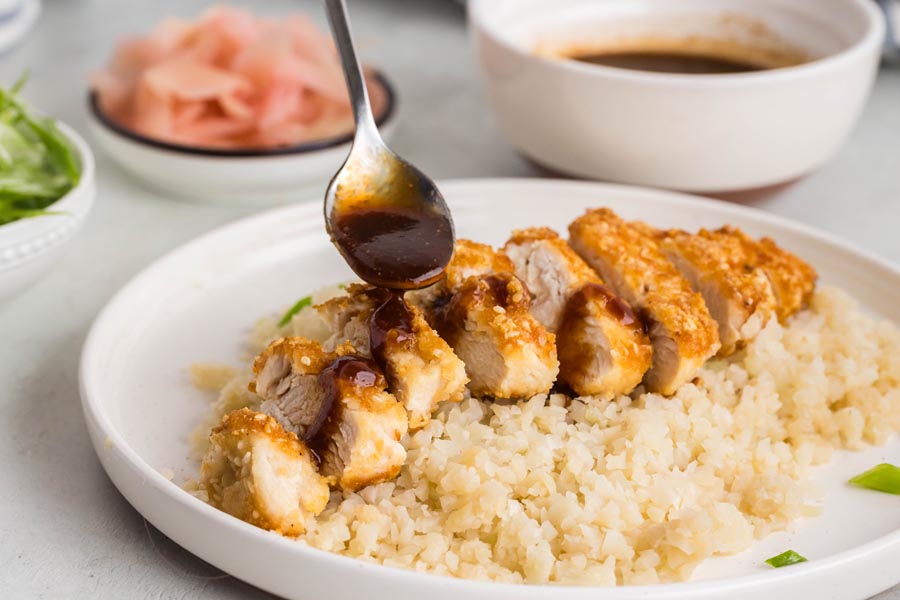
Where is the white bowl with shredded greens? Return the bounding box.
[0,80,95,303]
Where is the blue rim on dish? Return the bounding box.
[0,1,22,24]
[87,70,397,158]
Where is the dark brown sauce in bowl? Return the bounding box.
[550,33,809,76]
[572,51,765,74]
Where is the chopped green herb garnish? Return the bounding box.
[765,550,807,568]
[278,285,350,327]
[849,463,900,495]
[0,74,80,227]
[278,295,312,327]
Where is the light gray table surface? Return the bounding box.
[0,0,898,598]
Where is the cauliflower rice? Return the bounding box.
[190,286,900,585]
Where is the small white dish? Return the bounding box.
[80,179,900,600]
[0,0,40,55]
[87,72,398,207]
[469,0,884,192]
[0,122,95,303]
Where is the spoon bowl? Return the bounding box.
[323,0,454,290]
[325,144,454,290]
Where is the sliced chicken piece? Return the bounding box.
[431,272,559,398]
[200,408,329,536]
[251,336,348,440]
[568,208,720,396]
[406,239,515,309]
[503,227,599,331]
[649,227,777,356]
[712,226,817,322]
[314,284,375,353]
[556,283,653,398]
[504,227,652,397]
[251,338,408,492]
[314,355,409,491]
[316,285,468,429]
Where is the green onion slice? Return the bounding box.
[765,550,807,568]
[278,295,312,327]
[848,463,900,495]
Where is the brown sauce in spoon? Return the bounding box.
[331,206,453,290]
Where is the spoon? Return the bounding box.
[323,0,455,290]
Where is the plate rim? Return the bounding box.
[79,177,900,598]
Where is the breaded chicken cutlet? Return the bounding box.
[430,271,559,398]
[316,285,468,429]
[410,240,559,398]
[200,408,329,536]
[504,227,651,398]
[712,226,817,322]
[406,239,515,309]
[569,209,721,395]
[252,337,408,492]
[644,227,778,356]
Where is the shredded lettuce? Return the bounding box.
[0,74,80,227]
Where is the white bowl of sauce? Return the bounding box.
[469,0,884,193]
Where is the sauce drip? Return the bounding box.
[367,289,416,367]
[427,292,456,346]
[312,355,382,441]
[578,283,639,326]
[331,205,453,290]
[473,274,515,305]
[570,51,766,74]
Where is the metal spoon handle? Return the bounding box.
[324,0,381,140]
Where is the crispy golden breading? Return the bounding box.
[316,286,468,429]
[651,228,777,356]
[504,227,652,397]
[407,239,515,308]
[312,357,409,491]
[504,227,600,331]
[556,283,653,398]
[712,226,817,322]
[252,338,408,492]
[431,272,559,398]
[314,284,378,352]
[443,239,516,293]
[251,337,353,439]
[201,408,329,536]
[568,208,720,396]
[251,336,344,385]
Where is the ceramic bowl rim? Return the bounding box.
[468,0,885,86]
[0,121,95,267]
[79,178,900,598]
[86,69,397,158]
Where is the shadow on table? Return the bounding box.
[138,513,281,599]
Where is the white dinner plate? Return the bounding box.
[80,179,900,600]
